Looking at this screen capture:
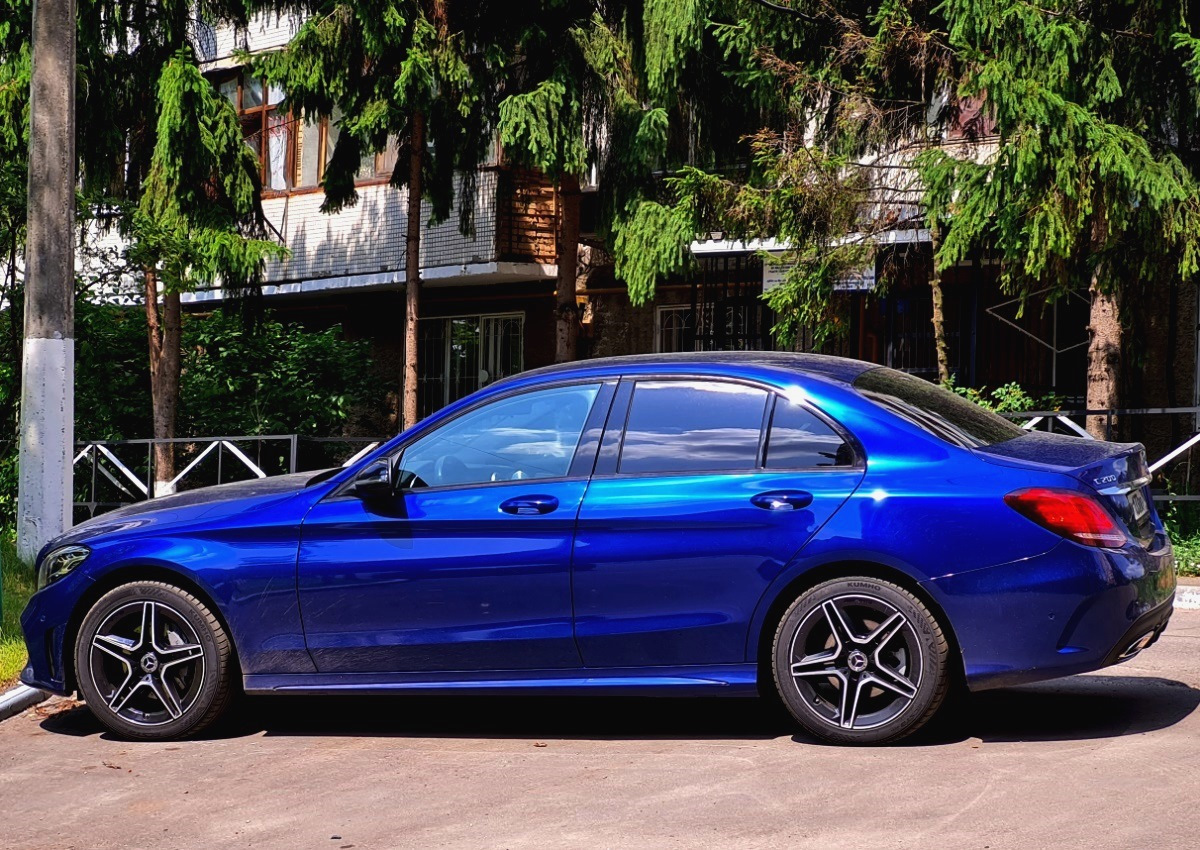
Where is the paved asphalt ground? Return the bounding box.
[2,609,1198,850]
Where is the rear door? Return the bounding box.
[572,378,865,668]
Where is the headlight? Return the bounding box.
[37,545,90,590]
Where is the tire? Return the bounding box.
[74,581,235,741]
[771,576,950,745]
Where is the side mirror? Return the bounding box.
[352,459,394,499]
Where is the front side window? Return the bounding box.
[619,381,769,474]
[396,384,601,489]
[854,367,1024,448]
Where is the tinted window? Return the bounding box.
[854,368,1023,448]
[619,381,768,474]
[765,398,853,468]
[397,383,601,488]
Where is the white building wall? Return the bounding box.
[260,171,501,285]
[198,13,305,70]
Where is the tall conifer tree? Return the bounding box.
[247,0,497,428]
[921,1,1200,431]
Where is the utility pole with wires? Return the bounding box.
[17,0,77,562]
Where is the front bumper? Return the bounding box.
[927,539,1176,691]
[18,570,95,696]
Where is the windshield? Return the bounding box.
[853,368,1025,448]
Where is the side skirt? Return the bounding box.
[243,664,760,697]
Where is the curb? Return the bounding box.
[0,684,49,724]
[1176,585,1200,611]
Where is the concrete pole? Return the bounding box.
[17,0,76,563]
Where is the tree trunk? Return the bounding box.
[145,269,181,495]
[929,230,951,385]
[555,175,582,364]
[1086,279,1122,440]
[402,111,426,431]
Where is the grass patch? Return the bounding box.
[1,536,34,689]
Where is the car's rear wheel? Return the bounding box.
[74,581,235,740]
[772,577,950,745]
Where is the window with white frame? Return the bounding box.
[216,72,399,193]
[655,305,696,353]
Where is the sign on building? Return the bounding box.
[762,254,876,293]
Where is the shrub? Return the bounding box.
[944,376,1061,414]
[180,309,384,438]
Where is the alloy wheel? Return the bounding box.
[787,592,924,732]
[87,600,207,727]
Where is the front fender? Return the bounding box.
[70,529,315,677]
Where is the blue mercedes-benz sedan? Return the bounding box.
[21,353,1176,743]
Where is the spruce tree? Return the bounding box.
[605,0,957,357]
[618,1,1200,424]
[131,51,284,490]
[495,1,774,361]
[920,1,1200,431]
[246,0,498,429]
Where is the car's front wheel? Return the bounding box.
[772,577,950,745]
[74,581,235,740]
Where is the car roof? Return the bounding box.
[514,351,876,386]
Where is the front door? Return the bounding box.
[298,381,612,673]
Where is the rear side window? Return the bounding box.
[619,381,768,474]
[765,397,854,468]
[854,367,1023,448]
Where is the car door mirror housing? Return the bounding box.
[352,460,394,499]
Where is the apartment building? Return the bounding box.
[193,14,1194,424]
[192,14,563,425]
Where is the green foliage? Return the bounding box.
[603,0,957,340]
[132,51,287,296]
[1171,538,1200,578]
[613,199,699,304]
[498,77,588,181]
[74,302,153,441]
[1160,501,1200,577]
[943,376,1061,414]
[618,1,1200,349]
[643,0,704,103]
[0,303,385,530]
[920,1,1200,308]
[180,309,384,438]
[248,0,494,224]
[0,2,29,261]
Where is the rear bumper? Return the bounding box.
[926,539,1176,691]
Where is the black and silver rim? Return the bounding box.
[788,593,923,731]
[87,600,206,727]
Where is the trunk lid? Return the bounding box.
[975,431,1161,548]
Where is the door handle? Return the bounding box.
[751,490,813,511]
[499,495,560,516]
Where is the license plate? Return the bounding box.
[1129,488,1149,523]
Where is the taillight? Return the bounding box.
[1004,488,1127,548]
